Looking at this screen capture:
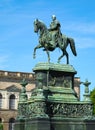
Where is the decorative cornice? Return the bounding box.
[6,85,21,92]
[0,70,35,82]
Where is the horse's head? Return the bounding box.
[34,19,47,35]
[34,19,39,33]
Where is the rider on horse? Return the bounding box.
[33,16,77,64]
[49,15,63,47]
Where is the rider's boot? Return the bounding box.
[50,34,57,48]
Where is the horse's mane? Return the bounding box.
[38,19,47,29]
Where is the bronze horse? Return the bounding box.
[33,19,77,64]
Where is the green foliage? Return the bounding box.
[90,88,95,115]
[0,123,3,130]
[90,88,95,103]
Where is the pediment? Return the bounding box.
[6,85,21,92]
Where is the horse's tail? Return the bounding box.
[68,37,77,56]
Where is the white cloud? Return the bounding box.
[61,21,95,49]
[63,21,95,34]
[75,37,95,49]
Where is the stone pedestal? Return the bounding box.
[14,119,25,130]
[33,62,78,101]
[14,63,95,130]
[25,118,50,130]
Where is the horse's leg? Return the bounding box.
[58,50,69,64]
[65,51,69,64]
[57,52,64,63]
[33,44,42,59]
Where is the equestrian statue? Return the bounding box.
[33,15,77,64]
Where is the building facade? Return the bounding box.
[0,70,80,130]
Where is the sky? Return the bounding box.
[0,0,95,99]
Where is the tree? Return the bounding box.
[0,123,3,130]
[90,88,95,115]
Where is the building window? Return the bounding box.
[9,94,15,109]
[0,93,2,109]
[0,118,2,123]
[9,118,15,130]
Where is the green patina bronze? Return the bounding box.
[33,15,77,64]
[82,79,92,102]
[15,79,28,121]
[19,78,28,102]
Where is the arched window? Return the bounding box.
[9,118,15,130]
[0,93,2,109]
[0,118,2,123]
[9,94,15,109]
